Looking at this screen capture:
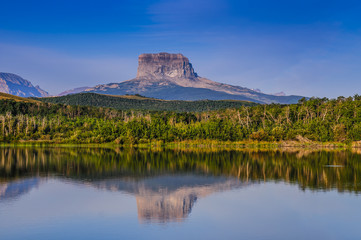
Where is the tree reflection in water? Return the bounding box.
[0,147,360,223]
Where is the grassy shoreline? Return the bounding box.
[0,139,355,150]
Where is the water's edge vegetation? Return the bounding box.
[1,95,361,146]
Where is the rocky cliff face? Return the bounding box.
[83,53,304,104]
[136,53,197,79]
[0,73,49,97]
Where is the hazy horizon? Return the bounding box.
[1,0,361,98]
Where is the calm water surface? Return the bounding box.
[0,147,360,239]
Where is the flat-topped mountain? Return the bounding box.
[0,73,49,97]
[137,53,197,79]
[84,52,304,104]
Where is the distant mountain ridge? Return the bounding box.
[58,86,91,96]
[82,52,304,104]
[0,72,49,97]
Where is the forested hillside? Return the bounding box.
[1,95,361,144]
[0,92,41,103]
[35,93,257,112]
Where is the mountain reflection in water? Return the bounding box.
[0,147,360,223]
[92,175,243,223]
[0,175,243,223]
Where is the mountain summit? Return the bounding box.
[136,53,197,79]
[84,53,303,104]
[0,73,49,97]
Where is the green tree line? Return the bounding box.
[1,95,361,143]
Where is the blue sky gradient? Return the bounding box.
[1,0,361,97]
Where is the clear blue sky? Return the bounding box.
[1,0,361,97]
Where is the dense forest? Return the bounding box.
[35,93,257,112]
[1,95,361,144]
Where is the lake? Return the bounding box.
[0,147,360,239]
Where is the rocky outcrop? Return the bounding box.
[273,91,286,96]
[83,52,304,104]
[0,73,49,97]
[137,53,197,79]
